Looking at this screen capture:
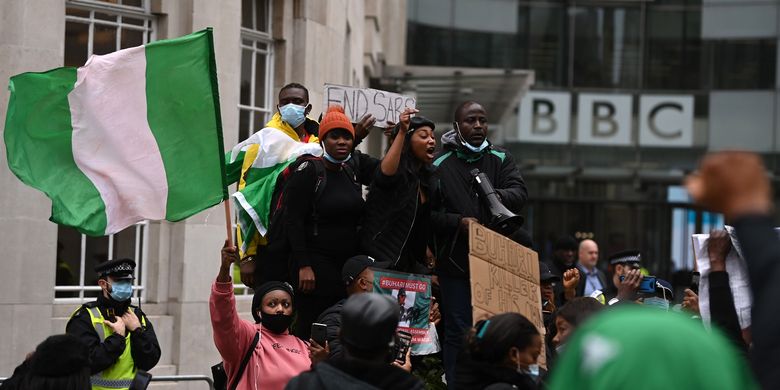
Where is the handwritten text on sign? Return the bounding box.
[324,84,416,124]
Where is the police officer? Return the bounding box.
[66,259,161,389]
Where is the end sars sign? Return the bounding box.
[324,84,416,126]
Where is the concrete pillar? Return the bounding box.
[0,0,65,374]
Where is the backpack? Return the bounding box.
[256,154,361,282]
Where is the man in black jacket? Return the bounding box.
[287,293,424,390]
[315,255,376,359]
[430,101,528,387]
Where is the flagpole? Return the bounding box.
[224,200,233,247]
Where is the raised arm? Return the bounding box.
[380,107,418,177]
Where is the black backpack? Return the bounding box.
[256,154,361,283]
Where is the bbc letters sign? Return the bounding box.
[517,91,694,147]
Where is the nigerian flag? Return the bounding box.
[4,28,227,236]
[228,127,321,256]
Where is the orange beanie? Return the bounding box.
[319,105,355,140]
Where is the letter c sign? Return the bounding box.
[639,95,694,147]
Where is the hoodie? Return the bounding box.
[431,129,528,278]
[210,281,311,390]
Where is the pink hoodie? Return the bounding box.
[210,280,311,390]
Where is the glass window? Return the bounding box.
[238,0,274,141]
[518,3,568,87]
[59,1,154,302]
[55,223,148,301]
[711,39,776,90]
[572,5,642,89]
[645,8,704,90]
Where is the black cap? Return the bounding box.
[340,293,400,352]
[539,262,561,283]
[29,334,89,377]
[94,258,135,279]
[390,116,435,140]
[342,255,376,285]
[608,250,642,266]
[553,236,578,251]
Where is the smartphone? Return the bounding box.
[619,275,657,294]
[394,331,413,363]
[690,271,700,294]
[311,323,327,346]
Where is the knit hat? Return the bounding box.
[319,105,355,141]
[548,307,758,390]
[29,334,90,377]
[251,281,295,323]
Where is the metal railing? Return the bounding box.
[0,374,215,389]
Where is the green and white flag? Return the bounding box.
[4,29,227,236]
[228,127,321,255]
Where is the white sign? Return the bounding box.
[323,84,416,125]
[639,95,694,147]
[517,91,570,144]
[516,91,695,147]
[692,229,753,330]
[576,93,632,146]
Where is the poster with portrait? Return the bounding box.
[372,269,439,355]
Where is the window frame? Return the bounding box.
[57,0,156,304]
[238,0,275,141]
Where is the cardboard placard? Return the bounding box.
[323,83,416,124]
[468,222,546,367]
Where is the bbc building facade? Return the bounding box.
[408,0,780,282]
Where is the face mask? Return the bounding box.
[261,313,293,334]
[521,364,540,379]
[455,123,489,153]
[109,280,133,302]
[463,138,489,153]
[322,149,352,164]
[644,296,670,310]
[279,103,306,128]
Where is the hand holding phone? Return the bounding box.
[393,331,413,364]
[310,323,327,347]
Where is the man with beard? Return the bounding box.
[66,259,160,389]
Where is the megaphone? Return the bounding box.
[471,169,524,235]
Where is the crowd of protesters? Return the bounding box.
[3,82,778,390]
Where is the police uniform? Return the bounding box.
[66,259,161,390]
[606,250,642,305]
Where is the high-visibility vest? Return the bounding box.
[75,306,147,390]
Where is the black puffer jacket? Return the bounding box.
[431,129,528,278]
[360,162,433,272]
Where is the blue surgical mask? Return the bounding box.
[455,123,489,153]
[322,149,352,164]
[644,296,670,310]
[523,364,540,379]
[463,139,489,153]
[109,280,133,302]
[279,103,306,128]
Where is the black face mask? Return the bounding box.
[261,313,293,334]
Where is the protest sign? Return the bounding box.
[692,228,755,330]
[372,269,439,355]
[323,84,416,125]
[468,221,545,367]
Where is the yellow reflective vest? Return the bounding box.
[75,306,147,390]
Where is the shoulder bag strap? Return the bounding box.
[229,331,260,390]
